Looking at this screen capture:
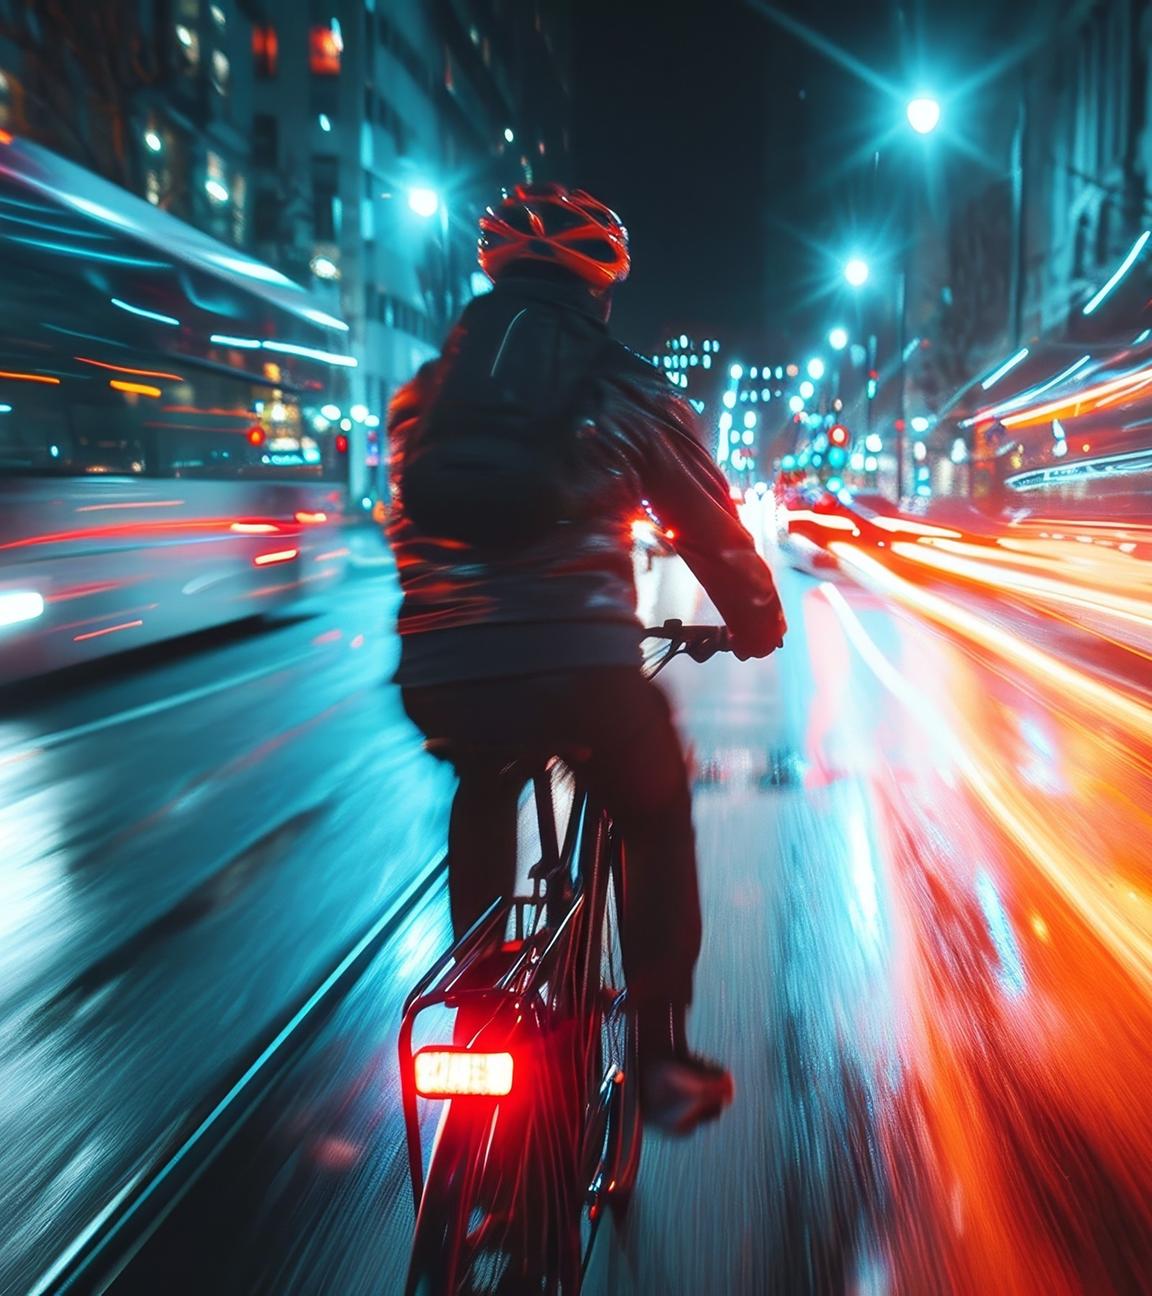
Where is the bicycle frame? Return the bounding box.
[398,762,598,1211]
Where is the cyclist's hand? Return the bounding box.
[731,600,787,660]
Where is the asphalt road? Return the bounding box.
[5,536,1152,1295]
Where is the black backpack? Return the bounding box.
[399,291,610,548]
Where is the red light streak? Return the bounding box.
[230,522,279,535]
[253,548,299,566]
[316,547,350,562]
[73,619,144,642]
[0,370,61,385]
[294,511,329,524]
[75,357,184,381]
[110,379,162,398]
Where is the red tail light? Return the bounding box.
[414,1048,514,1098]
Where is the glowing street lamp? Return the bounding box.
[828,327,848,351]
[407,187,440,218]
[906,96,941,135]
[806,357,826,381]
[844,257,870,288]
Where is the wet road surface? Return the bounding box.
[5,535,1152,1295]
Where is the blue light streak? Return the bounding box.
[965,355,1091,426]
[1082,230,1151,316]
[981,346,1030,390]
[261,340,357,367]
[210,333,262,349]
[110,297,180,326]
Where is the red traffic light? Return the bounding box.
[829,423,849,447]
[246,426,266,447]
[335,433,349,454]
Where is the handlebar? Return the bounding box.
[642,619,732,674]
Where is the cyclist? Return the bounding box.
[389,183,786,1135]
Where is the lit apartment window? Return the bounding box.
[253,26,279,78]
[310,25,342,75]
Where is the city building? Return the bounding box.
[902,0,1152,503]
[0,0,572,500]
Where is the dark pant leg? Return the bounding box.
[445,759,520,939]
[402,685,521,940]
[572,673,701,1010]
[403,670,702,1005]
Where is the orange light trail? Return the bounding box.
[294,511,329,525]
[75,357,184,381]
[0,370,61,385]
[110,380,162,398]
[999,364,1152,428]
[831,543,1152,745]
[889,540,1152,634]
[820,577,1152,993]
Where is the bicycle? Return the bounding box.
[399,620,733,1295]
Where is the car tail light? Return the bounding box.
[413,1048,514,1099]
[252,547,299,567]
[294,510,328,524]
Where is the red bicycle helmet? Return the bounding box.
[478,183,630,290]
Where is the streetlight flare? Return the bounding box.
[906,96,941,135]
[407,187,440,218]
[844,257,870,288]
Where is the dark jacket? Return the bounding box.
[387,275,783,685]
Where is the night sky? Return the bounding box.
[571,0,1031,357]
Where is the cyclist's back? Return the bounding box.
[389,183,786,1135]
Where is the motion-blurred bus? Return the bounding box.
[0,135,354,685]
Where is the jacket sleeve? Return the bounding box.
[387,360,437,507]
[617,371,786,655]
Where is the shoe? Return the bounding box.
[640,1052,734,1136]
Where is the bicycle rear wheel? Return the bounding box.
[575,820,642,1271]
[406,1073,573,1296]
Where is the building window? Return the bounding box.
[253,26,278,78]
[312,157,340,241]
[253,114,278,167]
[1073,211,1090,278]
[254,190,280,241]
[310,25,343,76]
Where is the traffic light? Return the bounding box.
[247,426,266,447]
[335,433,349,454]
[829,423,849,448]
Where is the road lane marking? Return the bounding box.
[0,651,315,764]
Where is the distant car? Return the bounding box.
[775,483,859,572]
